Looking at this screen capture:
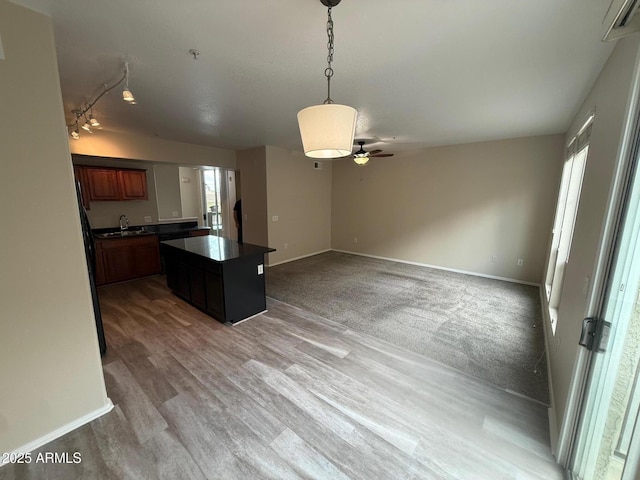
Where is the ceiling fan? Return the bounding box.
[352,141,394,166]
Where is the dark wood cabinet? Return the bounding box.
[81,166,148,202]
[95,235,161,285]
[86,168,120,201]
[73,166,91,210]
[119,169,148,200]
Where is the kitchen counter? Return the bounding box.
[93,220,210,237]
[160,237,275,324]
[161,236,274,262]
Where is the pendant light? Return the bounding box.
[297,0,357,159]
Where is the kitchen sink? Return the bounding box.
[95,230,152,239]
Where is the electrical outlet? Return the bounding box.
[172,211,179,217]
[491,255,497,263]
[257,264,264,275]
[272,215,279,222]
[354,237,358,244]
[144,216,152,223]
[517,259,524,267]
[284,243,288,250]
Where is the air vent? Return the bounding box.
[603,0,640,41]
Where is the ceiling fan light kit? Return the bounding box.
[297,0,358,159]
[353,141,369,166]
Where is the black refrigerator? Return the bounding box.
[76,182,107,355]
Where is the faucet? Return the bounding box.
[119,214,129,232]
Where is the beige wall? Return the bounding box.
[69,129,236,169]
[265,146,332,265]
[179,166,202,223]
[331,135,564,283]
[154,164,182,221]
[543,36,640,441]
[0,1,109,453]
[237,147,269,247]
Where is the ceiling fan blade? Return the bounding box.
[368,149,383,155]
[371,153,394,157]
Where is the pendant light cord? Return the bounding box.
[323,6,335,104]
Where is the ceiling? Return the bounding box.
[12,0,616,154]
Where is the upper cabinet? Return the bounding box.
[86,168,120,201]
[73,165,91,210]
[77,165,148,202]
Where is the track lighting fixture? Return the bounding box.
[67,62,136,140]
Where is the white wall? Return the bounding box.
[0,0,110,454]
[331,135,564,283]
[543,36,640,446]
[265,146,333,265]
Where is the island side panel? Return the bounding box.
[222,254,267,323]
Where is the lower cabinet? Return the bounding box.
[162,247,266,324]
[95,235,161,285]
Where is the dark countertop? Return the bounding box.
[161,236,275,263]
[93,221,210,239]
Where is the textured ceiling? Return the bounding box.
[12,0,616,153]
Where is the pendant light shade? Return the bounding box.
[298,104,357,158]
[298,0,357,159]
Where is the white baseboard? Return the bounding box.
[331,249,541,287]
[1,399,114,465]
[267,249,331,267]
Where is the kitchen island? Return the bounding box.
[160,236,275,324]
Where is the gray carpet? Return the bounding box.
[266,251,549,404]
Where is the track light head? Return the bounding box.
[89,114,100,127]
[70,127,80,140]
[81,122,92,132]
[122,87,135,102]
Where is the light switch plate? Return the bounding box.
[257,264,264,275]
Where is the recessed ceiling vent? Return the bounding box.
[603,0,640,41]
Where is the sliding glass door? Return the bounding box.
[201,168,238,240]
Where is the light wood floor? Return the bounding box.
[1,276,564,479]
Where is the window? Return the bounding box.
[546,115,593,333]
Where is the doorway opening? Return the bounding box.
[201,168,239,240]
